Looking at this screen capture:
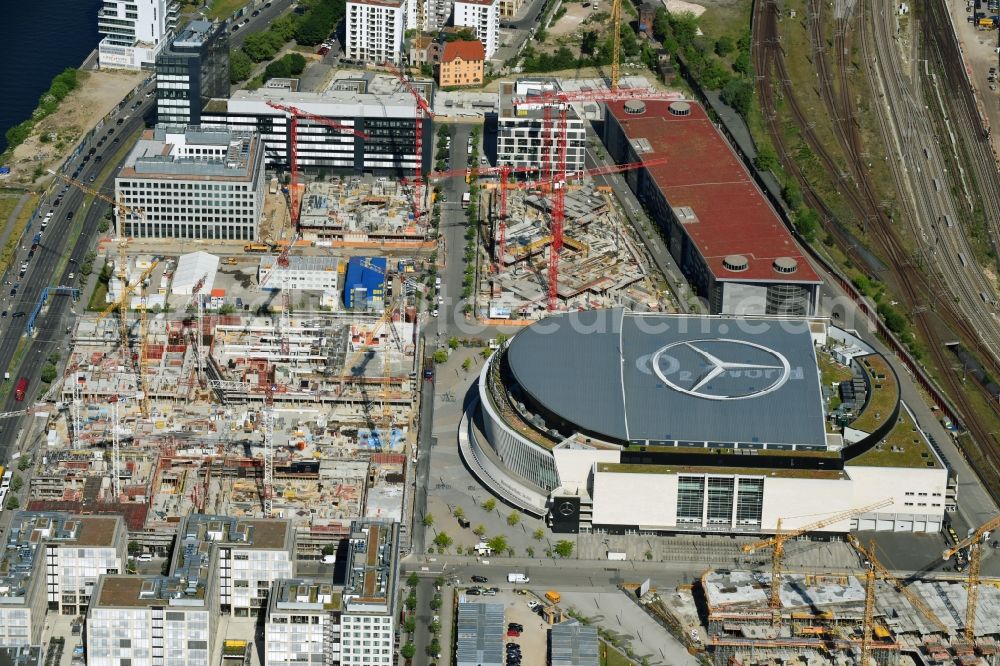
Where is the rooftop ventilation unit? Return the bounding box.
[772,257,799,274]
[668,101,691,116]
[623,100,646,115]
[722,255,749,272]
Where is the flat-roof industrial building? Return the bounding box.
[468,309,950,535]
[602,99,821,316]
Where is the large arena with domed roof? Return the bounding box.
[461,308,951,535]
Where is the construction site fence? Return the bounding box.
[674,38,967,438]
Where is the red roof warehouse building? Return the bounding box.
[602,99,822,315]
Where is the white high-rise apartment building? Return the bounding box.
[496,80,586,173]
[345,0,407,65]
[98,0,179,70]
[264,580,342,666]
[453,0,500,58]
[0,513,126,647]
[340,522,399,666]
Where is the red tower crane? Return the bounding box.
[265,101,370,228]
[510,88,683,309]
[384,60,434,220]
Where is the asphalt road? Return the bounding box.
[0,81,159,461]
[228,0,295,48]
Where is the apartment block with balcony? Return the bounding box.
[499,0,524,19]
[453,0,500,58]
[345,0,407,65]
[180,514,295,617]
[98,0,178,70]
[496,80,586,174]
[0,513,125,646]
[264,580,343,666]
[340,521,399,666]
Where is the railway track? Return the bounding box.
[752,0,1000,496]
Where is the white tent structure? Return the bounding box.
[172,251,219,295]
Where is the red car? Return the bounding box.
[506,629,520,637]
[317,46,331,55]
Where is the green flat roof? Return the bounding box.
[849,355,900,433]
[625,444,840,459]
[848,410,942,469]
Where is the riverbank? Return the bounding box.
[1,69,144,188]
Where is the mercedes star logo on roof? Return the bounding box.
[651,339,792,401]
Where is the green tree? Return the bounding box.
[714,35,735,56]
[754,146,778,172]
[526,546,535,557]
[401,642,415,660]
[128,541,143,556]
[461,358,472,371]
[242,32,281,62]
[5,497,18,511]
[403,616,416,633]
[429,619,441,634]
[453,506,465,520]
[473,524,486,537]
[532,528,545,540]
[506,511,521,526]
[444,28,477,41]
[423,513,434,527]
[581,30,599,55]
[433,532,453,549]
[487,535,508,553]
[285,52,307,75]
[782,182,804,210]
[554,540,574,558]
[721,78,753,116]
[11,475,23,493]
[448,336,460,349]
[321,544,336,556]
[230,50,253,83]
[264,58,291,81]
[407,572,420,587]
[405,592,417,610]
[482,498,496,512]
[432,349,448,364]
[40,363,57,383]
[427,638,441,656]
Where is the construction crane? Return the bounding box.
[740,497,893,624]
[262,380,275,517]
[507,89,681,310]
[97,260,159,417]
[610,0,622,92]
[846,534,947,661]
[384,60,434,221]
[265,101,370,228]
[943,513,1000,640]
[502,157,671,192]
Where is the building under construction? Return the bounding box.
[477,182,669,319]
[298,175,433,246]
[701,569,1000,665]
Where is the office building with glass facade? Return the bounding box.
[115,126,265,240]
[156,20,229,126]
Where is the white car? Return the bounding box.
[67,273,75,280]
[137,553,153,562]
[432,308,439,317]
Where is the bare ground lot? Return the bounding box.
[5,69,143,187]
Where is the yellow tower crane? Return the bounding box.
[610,0,622,92]
[847,535,948,665]
[943,513,1000,641]
[741,498,893,624]
[97,260,159,417]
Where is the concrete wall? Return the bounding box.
[591,471,679,529]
